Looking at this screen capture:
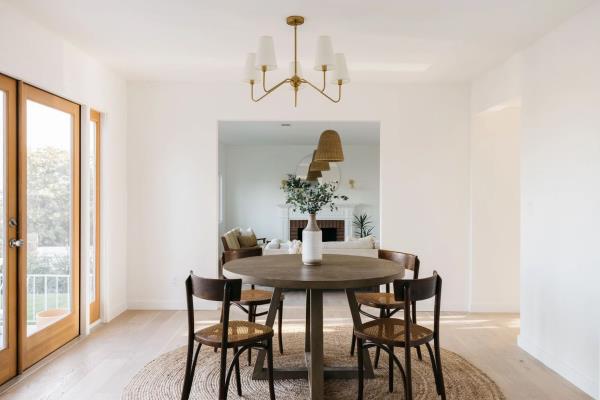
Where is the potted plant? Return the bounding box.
[281,175,348,265]
[353,213,375,238]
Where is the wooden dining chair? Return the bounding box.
[350,250,422,367]
[221,256,285,365]
[354,272,446,400]
[181,272,276,400]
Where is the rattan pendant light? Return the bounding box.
[306,169,322,181]
[314,130,344,162]
[309,150,330,172]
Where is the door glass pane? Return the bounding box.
[26,100,73,336]
[88,122,96,304]
[0,92,5,348]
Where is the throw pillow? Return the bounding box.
[265,239,281,249]
[223,228,241,250]
[238,228,258,248]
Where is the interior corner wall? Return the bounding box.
[0,2,128,322]
[471,2,600,396]
[470,107,520,312]
[126,82,471,311]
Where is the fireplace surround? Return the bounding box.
[290,219,345,242]
[277,204,355,241]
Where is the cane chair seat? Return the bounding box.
[235,289,285,306]
[355,318,433,347]
[195,321,274,348]
[356,292,404,309]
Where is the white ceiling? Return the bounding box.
[5,0,592,83]
[219,121,379,146]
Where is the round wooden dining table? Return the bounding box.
[223,254,405,400]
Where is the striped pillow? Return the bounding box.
[223,228,241,250]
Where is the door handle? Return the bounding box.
[9,238,24,248]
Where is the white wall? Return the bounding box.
[471,2,600,396]
[221,144,380,240]
[127,82,470,311]
[0,2,128,322]
[470,107,520,312]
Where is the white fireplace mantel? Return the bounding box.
[277,204,356,241]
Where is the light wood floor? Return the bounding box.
[0,291,591,400]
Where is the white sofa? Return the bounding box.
[262,236,378,258]
[263,247,378,257]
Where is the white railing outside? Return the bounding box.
[27,274,71,324]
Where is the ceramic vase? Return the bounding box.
[302,213,322,265]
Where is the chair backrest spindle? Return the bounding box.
[393,272,442,346]
[185,272,242,349]
[379,250,420,293]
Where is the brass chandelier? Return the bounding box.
[243,16,350,107]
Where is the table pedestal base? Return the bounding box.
[252,288,374,400]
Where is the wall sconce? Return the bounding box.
[348,179,355,189]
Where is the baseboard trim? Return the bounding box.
[518,334,598,398]
[105,302,127,322]
[469,302,520,313]
[128,299,217,311]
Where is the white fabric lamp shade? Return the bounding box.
[314,36,336,71]
[330,53,350,84]
[243,53,260,83]
[256,36,277,71]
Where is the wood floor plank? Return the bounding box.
[0,292,592,400]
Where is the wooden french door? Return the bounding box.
[88,110,100,324]
[17,83,80,371]
[0,74,18,385]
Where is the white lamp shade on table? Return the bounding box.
[256,36,277,71]
[314,36,336,71]
[330,53,350,84]
[243,53,261,83]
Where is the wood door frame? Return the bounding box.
[0,74,18,385]
[17,83,81,371]
[89,109,101,324]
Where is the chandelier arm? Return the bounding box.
[301,79,342,103]
[251,78,291,102]
[262,70,290,93]
[321,69,326,92]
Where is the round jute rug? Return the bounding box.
[123,326,505,399]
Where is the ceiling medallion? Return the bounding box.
[243,16,350,107]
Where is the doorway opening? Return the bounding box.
[217,120,380,267]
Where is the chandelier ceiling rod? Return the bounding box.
[245,16,350,107]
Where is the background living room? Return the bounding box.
[218,121,381,264]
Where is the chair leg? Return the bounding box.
[425,343,441,395]
[416,345,423,361]
[278,300,284,354]
[215,308,225,353]
[434,339,446,400]
[350,304,362,356]
[266,339,276,400]
[219,345,228,400]
[374,309,384,368]
[181,341,198,400]
[388,345,394,393]
[405,345,413,400]
[248,305,255,365]
[357,338,364,400]
[233,346,242,396]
